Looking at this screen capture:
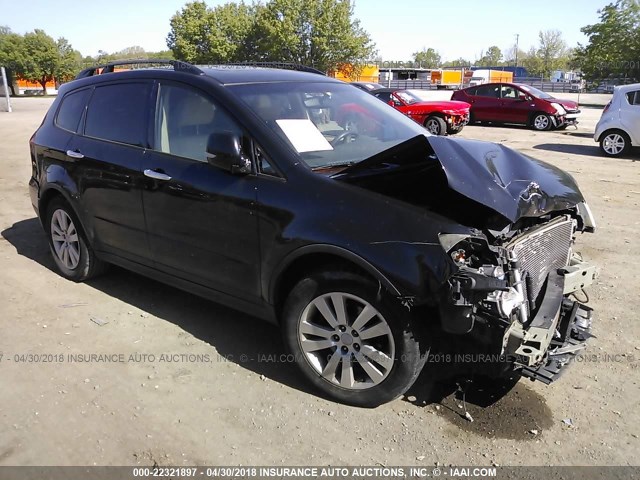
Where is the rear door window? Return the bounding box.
[84,83,151,147]
[56,89,91,133]
[475,85,500,98]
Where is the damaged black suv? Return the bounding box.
[29,60,598,407]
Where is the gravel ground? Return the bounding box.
[0,97,638,467]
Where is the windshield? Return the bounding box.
[519,84,553,99]
[228,82,427,169]
[395,90,421,105]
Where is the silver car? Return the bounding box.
[594,83,640,156]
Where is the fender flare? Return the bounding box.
[268,244,402,305]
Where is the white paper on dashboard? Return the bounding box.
[275,119,334,153]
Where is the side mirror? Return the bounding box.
[206,132,251,175]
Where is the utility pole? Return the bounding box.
[514,34,520,69]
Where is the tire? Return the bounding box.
[424,116,446,136]
[45,198,107,282]
[282,270,429,407]
[447,125,464,135]
[599,130,631,157]
[555,124,569,131]
[531,113,552,131]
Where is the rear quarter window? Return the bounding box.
[626,90,640,105]
[84,82,151,147]
[55,89,91,133]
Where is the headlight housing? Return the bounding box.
[438,233,492,267]
[550,102,567,115]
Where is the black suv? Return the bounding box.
[30,60,598,407]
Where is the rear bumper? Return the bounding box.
[28,176,39,217]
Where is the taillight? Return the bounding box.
[603,101,611,113]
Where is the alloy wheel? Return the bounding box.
[425,118,441,135]
[602,133,626,155]
[298,292,395,390]
[533,114,550,130]
[50,209,80,270]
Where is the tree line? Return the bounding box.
[1,0,638,92]
[412,30,574,78]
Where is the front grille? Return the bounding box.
[506,216,574,308]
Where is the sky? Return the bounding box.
[0,0,607,61]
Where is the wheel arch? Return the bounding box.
[597,127,630,143]
[269,245,402,320]
[38,186,75,226]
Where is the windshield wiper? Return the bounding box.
[311,161,359,172]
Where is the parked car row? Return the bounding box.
[354,78,639,158]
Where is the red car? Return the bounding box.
[370,89,470,135]
[451,83,580,131]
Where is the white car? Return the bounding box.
[594,83,640,156]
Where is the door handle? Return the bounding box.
[66,150,84,159]
[144,169,172,181]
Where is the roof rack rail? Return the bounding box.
[211,62,326,76]
[75,59,203,80]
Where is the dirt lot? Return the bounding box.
[0,96,638,467]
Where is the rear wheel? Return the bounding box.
[424,116,446,136]
[45,198,107,282]
[282,270,428,407]
[599,130,631,157]
[531,113,552,131]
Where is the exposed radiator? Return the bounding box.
[506,215,574,308]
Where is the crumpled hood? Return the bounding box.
[425,136,585,222]
[337,135,585,223]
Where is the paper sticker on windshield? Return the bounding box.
[276,119,333,153]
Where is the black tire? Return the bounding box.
[45,198,108,282]
[531,112,553,131]
[447,125,464,135]
[555,124,569,131]
[599,129,631,157]
[282,269,429,407]
[424,116,447,136]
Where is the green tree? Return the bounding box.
[167,0,375,72]
[537,29,568,77]
[167,1,259,63]
[0,26,25,94]
[55,37,81,84]
[520,46,544,77]
[574,1,640,80]
[20,29,59,92]
[477,45,502,66]
[253,0,375,71]
[442,57,470,68]
[413,48,441,68]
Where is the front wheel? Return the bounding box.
[599,130,631,157]
[282,270,428,407]
[447,125,464,135]
[424,116,447,135]
[531,113,553,131]
[45,198,107,282]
